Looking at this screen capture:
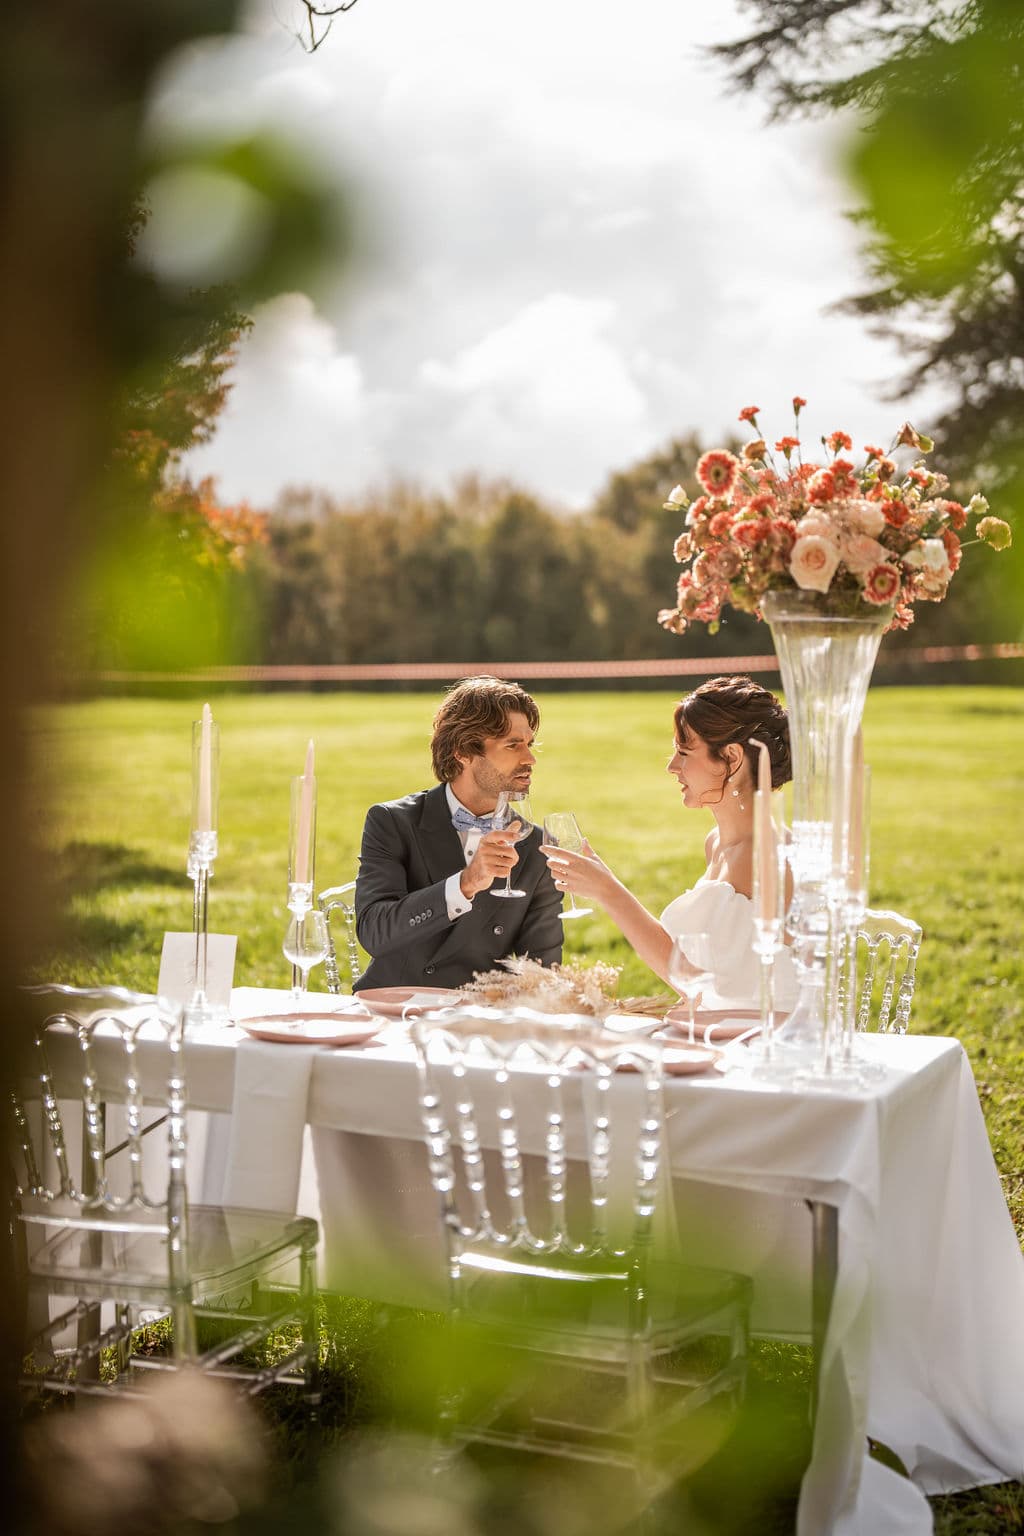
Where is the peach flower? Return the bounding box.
[841,533,890,574]
[789,535,840,593]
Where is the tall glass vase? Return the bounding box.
[761,590,891,1066]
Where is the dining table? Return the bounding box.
[40,984,1024,1536]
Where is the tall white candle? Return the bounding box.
[196,703,213,833]
[294,739,316,885]
[752,739,777,923]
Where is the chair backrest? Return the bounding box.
[317,881,362,994]
[11,984,188,1243]
[411,1006,665,1272]
[855,907,923,1033]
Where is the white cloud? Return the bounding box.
[187,294,385,498]
[417,294,650,503]
[158,0,947,511]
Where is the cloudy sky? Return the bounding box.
[146,0,937,511]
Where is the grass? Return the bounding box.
[25,685,1024,1531]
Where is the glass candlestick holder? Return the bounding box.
[184,706,226,1028]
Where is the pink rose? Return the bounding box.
[841,533,889,574]
[796,513,841,545]
[789,535,840,593]
[849,499,886,538]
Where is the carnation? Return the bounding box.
[977,516,1012,551]
[862,563,902,605]
[696,450,740,498]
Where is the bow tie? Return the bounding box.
[451,807,495,834]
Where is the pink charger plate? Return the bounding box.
[356,986,461,1020]
[663,1006,778,1044]
[236,1010,383,1047]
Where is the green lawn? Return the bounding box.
[26,685,1024,1531]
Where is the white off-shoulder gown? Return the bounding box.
[660,877,798,1012]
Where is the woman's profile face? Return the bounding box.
[666,725,729,809]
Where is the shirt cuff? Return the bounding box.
[445,870,473,920]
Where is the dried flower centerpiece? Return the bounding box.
[459,957,670,1020]
[658,398,1012,635]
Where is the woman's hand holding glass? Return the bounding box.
[542,813,593,920]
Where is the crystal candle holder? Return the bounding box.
[185,710,226,1028]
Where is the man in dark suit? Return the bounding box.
[353,676,562,990]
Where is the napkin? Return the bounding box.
[221,1038,316,1213]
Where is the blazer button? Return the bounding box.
[492,925,504,936]
[425,964,436,976]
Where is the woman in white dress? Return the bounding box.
[542,674,797,1011]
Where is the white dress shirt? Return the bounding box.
[443,784,489,920]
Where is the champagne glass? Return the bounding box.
[542,812,593,920]
[283,909,329,999]
[667,932,715,1045]
[491,791,534,899]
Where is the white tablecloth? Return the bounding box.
[43,994,1024,1536]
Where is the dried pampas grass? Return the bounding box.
[458,957,672,1021]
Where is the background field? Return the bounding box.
[31,684,1024,1189]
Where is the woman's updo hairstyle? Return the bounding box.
[674,675,791,791]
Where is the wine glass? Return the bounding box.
[667,932,715,1045]
[283,909,329,1000]
[542,812,593,920]
[491,790,534,899]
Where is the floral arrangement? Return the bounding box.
[658,398,1012,634]
[458,957,670,1019]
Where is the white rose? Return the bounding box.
[968,493,989,517]
[790,535,841,593]
[796,513,841,545]
[664,483,689,510]
[921,537,949,572]
[850,498,886,538]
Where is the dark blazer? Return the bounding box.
[353,784,563,991]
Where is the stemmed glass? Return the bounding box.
[667,932,715,1045]
[491,790,534,899]
[283,909,329,1000]
[542,812,593,920]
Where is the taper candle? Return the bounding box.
[294,739,316,885]
[196,703,213,832]
[751,738,777,923]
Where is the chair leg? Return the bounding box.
[299,1241,321,1423]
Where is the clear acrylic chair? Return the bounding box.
[12,984,320,1399]
[410,1005,751,1480]
[317,881,362,993]
[855,907,923,1034]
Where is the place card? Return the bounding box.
[158,931,237,1010]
